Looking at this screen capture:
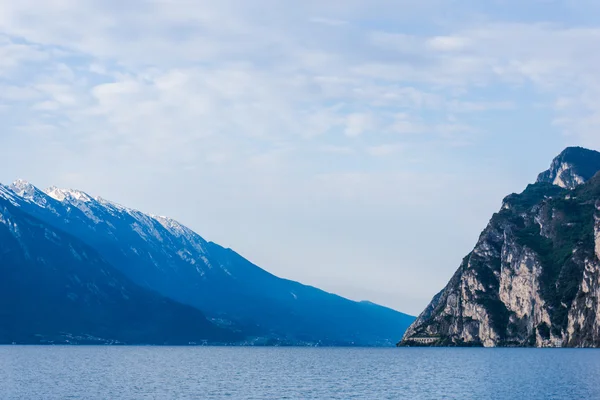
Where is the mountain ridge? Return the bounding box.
[0,179,414,346]
[536,146,600,189]
[0,193,240,345]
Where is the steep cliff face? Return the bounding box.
[536,146,600,189]
[402,147,600,347]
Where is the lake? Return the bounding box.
[1,346,599,399]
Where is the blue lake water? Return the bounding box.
[1,346,599,399]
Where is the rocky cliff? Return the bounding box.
[536,146,600,189]
[401,147,600,347]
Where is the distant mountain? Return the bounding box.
[0,186,239,345]
[400,147,600,347]
[1,181,414,346]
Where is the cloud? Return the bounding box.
[318,145,355,155]
[2,0,600,313]
[366,143,405,157]
[344,113,375,137]
[309,17,349,26]
[427,36,470,51]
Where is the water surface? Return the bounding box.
[2,346,599,399]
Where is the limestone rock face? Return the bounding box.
[401,147,600,347]
[537,147,600,189]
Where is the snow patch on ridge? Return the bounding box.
[153,215,190,236]
[44,187,93,203]
[11,179,36,197]
[0,184,22,207]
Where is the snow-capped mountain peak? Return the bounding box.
[2,180,206,251]
[43,186,102,223]
[6,182,194,241]
[8,180,56,211]
[44,186,67,201]
[44,186,93,203]
[10,179,37,198]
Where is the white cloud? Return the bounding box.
[309,17,349,26]
[344,113,375,137]
[319,145,355,155]
[2,0,600,313]
[366,143,405,157]
[0,36,48,73]
[389,113,425,135]
[0,85,41,101]
[427,36,470,51]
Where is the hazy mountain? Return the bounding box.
[1,181,414,346]
[0,186,239,344]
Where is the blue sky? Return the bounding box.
[1,0,600,314]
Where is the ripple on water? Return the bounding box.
[1,346,600,399]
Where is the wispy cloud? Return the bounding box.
[309,17,349,26]
[366,144,405,157]
[2,0,600,313]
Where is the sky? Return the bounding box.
[2,0,600,315]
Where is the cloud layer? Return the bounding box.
[1,0,599,313]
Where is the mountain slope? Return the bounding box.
[3,181,414,346]
[0,187,240,345]
[400,147,600,347]
[537,146,600,189]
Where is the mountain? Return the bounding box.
[400,147,600,347]
[0,186,239,345]
[1,180,414,346]
[536,146,600,189]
